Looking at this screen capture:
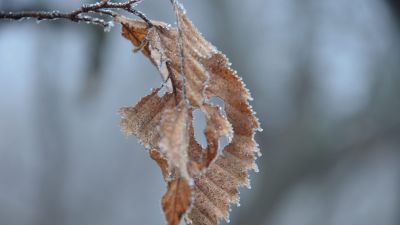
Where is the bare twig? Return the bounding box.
[0,0,152,29]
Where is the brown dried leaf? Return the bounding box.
[150,150,192,225]
[149,149,169,179]
[159,102,190,180]
[118,2,260,225]
[162,178,192,225]
[200,104,233,168]
[120,88,175,149]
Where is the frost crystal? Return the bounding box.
[104,20,114,32]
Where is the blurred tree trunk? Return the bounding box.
[386,0,400,25]
[33,26,68,225]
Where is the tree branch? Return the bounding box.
[0,0,152,29]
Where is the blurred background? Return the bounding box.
[1,0,399,225]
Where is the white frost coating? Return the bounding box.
[175,0,187,15]
[255,147,262,157]
[253,163,259,173]
[159,106,190,180]
[225,207,233,224]
[104,20,114,32]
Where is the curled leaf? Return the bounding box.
[118,2,260,225]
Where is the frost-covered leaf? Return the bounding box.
[118,2,260,225]
[120,88,175,149]
[159,102,190,180]
[150,149,192,225]
[162,178,192,225]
